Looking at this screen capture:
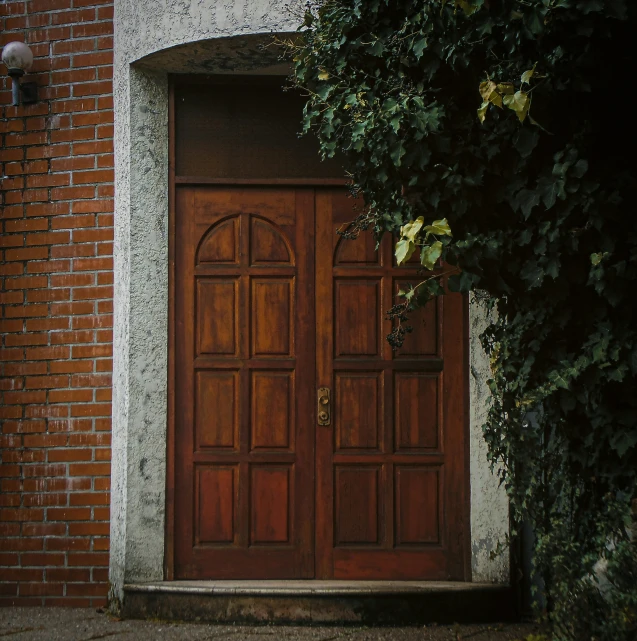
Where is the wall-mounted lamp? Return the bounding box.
[2,41,37,106]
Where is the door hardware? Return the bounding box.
[317,387,331,425]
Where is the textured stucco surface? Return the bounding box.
[111,0,509,604]
[111,0,305,605]
[469,296,509,583]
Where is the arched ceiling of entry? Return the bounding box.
[134,33,293,75]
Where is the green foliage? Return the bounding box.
[290,0,637,638]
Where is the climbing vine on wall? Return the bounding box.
[288,0,637,638]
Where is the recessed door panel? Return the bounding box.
[175,187,315,579]
[315,189,468,581]
[174,186,467,581]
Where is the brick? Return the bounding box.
[49,389,93,403]
[0,509,44,522]
[72,80,112,97]
[27,260,71,273]
[69,463,110,476]
[66,583,107,597]
[67,552,109,567]
[4,247,48,262]
[73,52,112,68]
[26,231,71,246]
[49,360,93,374]
[25,174,70,189]
[72,228,112,243]
[29,0,72,11]
[4,220,48,233]
[3,304,48,318]
[50,330,93,344]
[73,111,112,126]
[0,569,44,582]
[26,144,71,160]
[19,583,64,597]
[51,8,95,26]
[51,185,95,201]
[26,287,70,302]
[23,493,66,506]
[73,140,112,155]
[71,345,111,359]
[72,200,115,214]
[4,333,48,347]
[68,522,109,536]
[20,553,66,567]
[69,492,109,506]
[26,317,70,331]
[50,156,95,172]
[51,273,94,287]
[70,403,111,417]
[46,568,90,582]
[51,244,95,258]
[51,301,93,316]
[47,508,90,522]
[72,285,112,300]
[72,169,113,184]
[73,314,111,330]
[0,538,42,552]
[50,127,95,143]
[25,202,69,217]
[25,376,69,390]
[71,374,110,387]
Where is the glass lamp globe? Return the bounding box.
[2,41,34,73]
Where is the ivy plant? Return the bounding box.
[288,1,637,638]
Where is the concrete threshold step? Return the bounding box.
[123,580,516,625]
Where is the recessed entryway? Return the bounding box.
[170,183,469,580]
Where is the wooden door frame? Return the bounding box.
[164,76,472,581]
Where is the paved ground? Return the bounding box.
[0,608,542,641]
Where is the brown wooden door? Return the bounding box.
[173,186,468,580]
[174,187,315,579]
[314,190,468,581]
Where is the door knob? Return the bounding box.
[317,387,331,426]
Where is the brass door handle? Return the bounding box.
[317,387,331,425]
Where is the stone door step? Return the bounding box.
[122,580,516,625]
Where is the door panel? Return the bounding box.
[174,187,315,579]
[315,189,467,580]
[173,186,467,581]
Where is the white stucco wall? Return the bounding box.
[111,0,509,605]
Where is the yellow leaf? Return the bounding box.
[477,100,489,123]
[521,66,536,85]
[496,82,515,95]
[424,218,452,237]
[503,91,530,122]
[395,239,416,266]
[420,241,443,270]
[479,80,503,108]
[401,216,424,241]
[318,69,330,81]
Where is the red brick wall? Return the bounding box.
[1,0,114,607]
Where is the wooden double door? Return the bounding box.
[173,186,468,581]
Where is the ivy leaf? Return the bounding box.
[479,81,504,108]
[401,216,424,241]
[421,241,443,270]
[514,128,539,158]
[423,218,452,237]
[478,100,489,123]
[318,69,330,81]
[390,140,406,167]
[497,83,515,95]
[413,36,427,59]
[503,91,531,122]
[521,65,536,85]
[395,239,416,265]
